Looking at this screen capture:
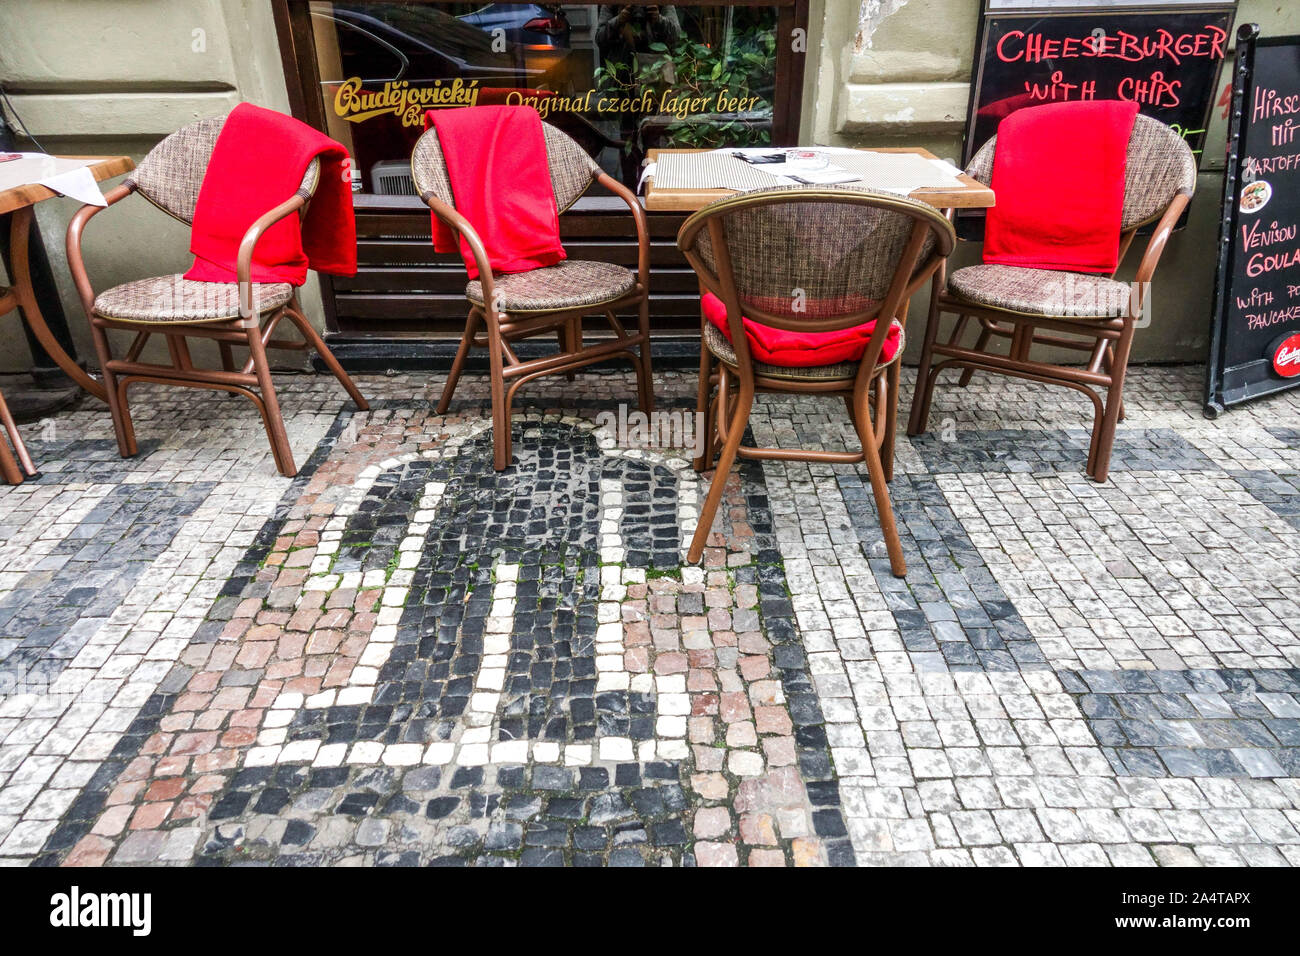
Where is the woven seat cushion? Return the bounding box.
[465,260,636,312]
[947,264,1131,318]
[93,274,294,323]
[703,321,904,382]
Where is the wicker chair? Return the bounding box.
[412,122,653,471]
[679,186,955,576]
[65,115,369,477]
[907,114,1196,481]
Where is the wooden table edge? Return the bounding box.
[642,147,993,212]
[0,155,136,216]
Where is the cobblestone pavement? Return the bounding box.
[2,363,1300,866]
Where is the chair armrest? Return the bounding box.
[419,191,499,315]
[236,192,310,321]
[1127,189,1192,321]
[598,172,649,287]
[66,183,136,320]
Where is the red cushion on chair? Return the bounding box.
[701,292,900,368]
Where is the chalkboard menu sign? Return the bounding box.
[960,2,1235,237]
[1204,26,1300,416]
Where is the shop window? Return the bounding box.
[306,3,784,194]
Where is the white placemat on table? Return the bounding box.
[0,153,106,206]
[652,148,964,197]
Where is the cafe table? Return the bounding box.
[0,154,135,482]
[642,146,994,212]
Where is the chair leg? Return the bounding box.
[283,302,369,411]
[881,362,901,482]
[636,298,654,415]
[907,275,944,437]
[219,342,236,373]
[0,429,21,484]
[437,309,479,416]
[0,387,37,478]
[486,313,511,471]
[560,319,577,382]
[245,322,297,477]
[688,370,753,564]
[1101,343,1125,422]
[1090,325,1134,483]
[853,376,907,577]
[87,320,138,458]
[693,344,715,472]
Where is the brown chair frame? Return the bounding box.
[414,126,654,471]
[907,123,1194,482]
[66,171,368,479]
[680,188,956,576]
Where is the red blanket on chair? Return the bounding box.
[702,292,900,367]
[184,103,356,285]
[982,100,1138,275]
[424,106,566,281]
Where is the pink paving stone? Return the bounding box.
[106,779,146,806]
[754,705,793,735]
[255,610,291,626]
[234,598,262,619]
[297,589,326,609]
[749,680,784,705]
[625,583,648,600]
[307,629,345,654]
[220,728,258,749]
[748,849,786,867]
[680,615,708,631]
[711,629,738,648]
[704,587,731,608]
[688,716,715,744]
[726,721,758,747]
[323,660,355,687]
[739,655,770,681]
[236,641,275,668]
[212,686,253,710]
[340,632,370,656]
[173,692,212,713]
[284,675,323,696]
[193,709,230,732]
[690,773,730,801]
[119,756,155,782]
[792,838,823,867]
[762,767,807,808]
[693,745,725,772]
[719,691,751,723]
[142,733,173,756]
[266,659,305,680]
[624,647,649,673]
[687,647,716,667]
[318,608,353,629]
[91,805,133,836]
[208,646,239,669]
[154,755,191,778]
[691,692,719,716]
[159,713,194,733]
[144,778,186,802]
[740,812,778,846]
[325,589,356,610]
[228,708,264,728]
[190,774,229,795]
[193,749,240,772]
[624,621,651,646]
[654,652,688,675]
[63,835,115,868]
[706,608,732,629]
[172,793,215,821]
[245,623,283,642]
[738,631,770,654]
[277,633,308,659]
[687,668,717,692]
[275,568,308,588]
[762,735,798,767]
[250,684,282,707]
[221,620,251,641]
[733,778,763,813]
[694,807,732,839]
[695,842,739,867]
[171,731,219,756]
[304,657,330,678]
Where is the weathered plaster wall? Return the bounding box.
[802,0,1300,364]
[0,0,320,372]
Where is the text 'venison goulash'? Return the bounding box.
[996,25,1227,65]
